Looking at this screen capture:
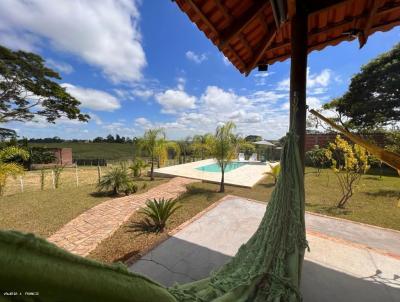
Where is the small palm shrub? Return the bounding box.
[136,198,181,232]
[97,165,133,195]
[124,182,138,196]
[130,158,148,177]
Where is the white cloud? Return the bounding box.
[46,59,74,74]
[0,0,146,82]
[200,86,249,110]
[155,89,196,114]
[250,91,287,104]
[88,113,103,125]
[135,117,153,128]
[253,72,275,86]
[185,51,207,64]
[276,68,332,92]
[132,89,153,99]
[277,77,290,91]
[62,83,120,111]
[307,68,331,88]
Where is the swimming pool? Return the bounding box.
[195,162,246,173]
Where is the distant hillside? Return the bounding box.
[29,142,135,160]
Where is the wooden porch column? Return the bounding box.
[289,1,308,171]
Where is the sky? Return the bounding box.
[1,0,399,140]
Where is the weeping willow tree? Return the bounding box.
[191,133,213,159]
[156,141,181,167]
[0,146,29,196]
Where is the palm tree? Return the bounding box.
[191,134,213,159]
[211,121,237,193]
[0,146,29,196]
[97,164,133,195]
[139,128,165,180]
[177,137,191,163]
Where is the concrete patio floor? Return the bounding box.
[153,159,271,187]
[129,195,400,302]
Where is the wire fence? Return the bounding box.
[4,157,205,196]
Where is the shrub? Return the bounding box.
[130,158,148,177]
[265,163,281,185]
[325,135,370,208]
[97,164,132,195]
[305,147,330,176]
[136,198,181,232]
[124,182,138,196]
[52,165,65,189]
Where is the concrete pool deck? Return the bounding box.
[153,159,272,188]
[130,196,400,301]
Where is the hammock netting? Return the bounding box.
[0,129,307,302]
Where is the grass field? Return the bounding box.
[5,166,109,196]
[90,168,400,263]
[0,177,168,238]
[29,142,136,160]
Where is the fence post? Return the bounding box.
[19,176,24,193]
[51,170,55,189]
[75,164,79,187]
[97,165,101,184]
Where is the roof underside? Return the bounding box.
[175,0,400,75]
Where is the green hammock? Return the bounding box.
[0,128,307,302]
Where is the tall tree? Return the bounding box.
[139,128,165,181]
[0,45,89,123]
[324,43,400,129]
[211,121,237,193]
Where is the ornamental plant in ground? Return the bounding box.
[325,135,370,208]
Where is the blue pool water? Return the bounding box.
[196,162,246,173]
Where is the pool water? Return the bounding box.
[196,162,246,173]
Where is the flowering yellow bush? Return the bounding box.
[325,135,370,208]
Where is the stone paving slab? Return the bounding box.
[48,177,197,256]
[130,196,400,301]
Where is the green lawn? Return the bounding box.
[30,142,136,160]
[0,177,167,237]
[1,167,399,264]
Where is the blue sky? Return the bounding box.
[1,0,399,140]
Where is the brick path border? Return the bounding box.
[48,177,197,256]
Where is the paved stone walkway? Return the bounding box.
[48,177,197,256]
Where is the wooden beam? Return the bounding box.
[187,0,218,33]
[245,31,276,76]
[266,3,399,54]
[219,1,269,49]
[239,33,253,56]
[186,0,245,69]
[358,0,381,48]
[214,0,232,22]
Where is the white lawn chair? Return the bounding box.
[249,153,258,162]
[238,153,245,161]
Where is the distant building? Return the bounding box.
[51,148,73,165]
